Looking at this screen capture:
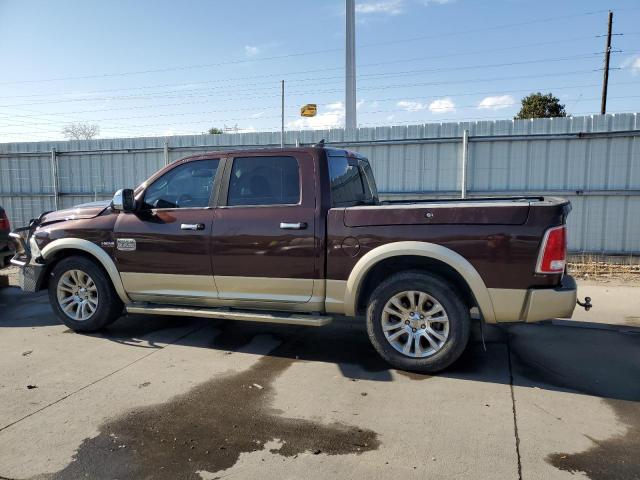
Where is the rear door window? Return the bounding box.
[227,156,300,206]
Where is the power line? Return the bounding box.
[0,81,607,122]
[2,95,638,137]
[0,8,626,87]
[0,56,611,110]
[4,93,637,129]
[2,71,630,130]
[0,47,615,106]
[0,34,608,101]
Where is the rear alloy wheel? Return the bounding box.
[366,271,470,373]
[381,290,450,358]
[48,256,123,332]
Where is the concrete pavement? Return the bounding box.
[0,277,638,479]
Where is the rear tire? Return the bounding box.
[48,256,123,332]
[366,271,471,373]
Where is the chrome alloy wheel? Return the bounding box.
[381,290,450,358]
[56,269,99,321]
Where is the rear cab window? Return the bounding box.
[326,149,378,207]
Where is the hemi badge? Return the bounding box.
[116,239,137,251]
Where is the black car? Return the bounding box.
[0,206,13,267]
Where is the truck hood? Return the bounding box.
[39,200,111,226]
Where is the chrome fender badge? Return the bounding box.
[116,239,137,251]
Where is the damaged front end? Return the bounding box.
[9,213,50,292]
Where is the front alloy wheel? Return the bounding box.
[48,256,123,332]
[56,269,99,321]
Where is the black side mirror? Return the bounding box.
[112,189,136,212]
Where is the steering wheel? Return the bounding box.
[176,194,193,207]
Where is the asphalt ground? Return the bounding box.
[0,272,638,479]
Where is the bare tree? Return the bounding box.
[62,123,100,140]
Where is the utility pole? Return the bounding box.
[345,0,357,130]
[281,80,285,147]
[600,10,613,115]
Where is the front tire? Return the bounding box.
[48,256,123,332]
[366,271,471,373]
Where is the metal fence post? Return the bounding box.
[163,140,170,166]
[50,148,59,210]
[460,130,469,199]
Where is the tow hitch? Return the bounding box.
[577,297,592,311]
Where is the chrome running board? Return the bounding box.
[126,304,332,327]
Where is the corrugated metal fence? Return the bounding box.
[1,113,639,254]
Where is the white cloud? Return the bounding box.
[250,111,265,119]
[244,45,260,57]
[287,101,345,130]
[423,0,456,5]
[477,95,516,110]
[356,0,404,15]
[621,54,640,75]
[236,126,257,133]
[397,100,427,112]
[356,99,366,109]
[428,97,456,113]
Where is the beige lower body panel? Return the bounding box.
[488,284,577,323]
[121,272,217,304]
[121,272,325,313]
[215,275,315,303]
[325,279,348,314]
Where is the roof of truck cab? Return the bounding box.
[175,146,363,163]
[176,146,324,162]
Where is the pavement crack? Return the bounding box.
[506,334,523,480]
[0,324,208,435]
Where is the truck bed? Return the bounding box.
[344,196,570,227]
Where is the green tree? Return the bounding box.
[515,92,567,119]
[207,127,223,134]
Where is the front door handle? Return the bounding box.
[280,222,307,230]
[181,223,205,231]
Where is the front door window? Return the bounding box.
[144,159,219,209]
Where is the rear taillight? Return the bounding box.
[536,225,567,274]
[0,211,9,230]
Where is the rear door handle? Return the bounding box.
[181,223,205,231]
[280,222,307,230]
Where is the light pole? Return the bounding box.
[345,0,357,130]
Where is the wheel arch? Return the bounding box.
[41,238,131,304]
[345,241,496,322]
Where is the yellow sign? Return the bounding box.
[300,104,317,117]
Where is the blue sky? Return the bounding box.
[0,0,639,142]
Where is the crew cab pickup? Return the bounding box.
[10,146,582,372]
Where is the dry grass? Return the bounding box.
[568,254,640,281]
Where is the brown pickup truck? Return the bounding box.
[10,146,585,372]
